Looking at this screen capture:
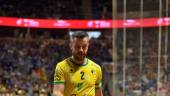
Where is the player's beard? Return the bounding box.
[73,52,86,64]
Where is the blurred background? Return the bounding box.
[0,0,170,96]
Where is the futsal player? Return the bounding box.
[53,31,103,96]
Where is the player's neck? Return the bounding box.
[71,56,86,66]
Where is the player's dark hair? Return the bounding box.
[71,31,89,39]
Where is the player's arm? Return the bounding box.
[95,66,103,96]
[53,64,65,96]
[95,87,103,96]
[53,84,64,96]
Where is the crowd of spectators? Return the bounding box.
[116,29,170,96]
[1,28,170,96]
[0,0,83,19]
[0,0,166,20]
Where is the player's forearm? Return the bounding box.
[95,88,103,96]
[53,90,63,96]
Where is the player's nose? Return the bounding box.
[78,47,83,52]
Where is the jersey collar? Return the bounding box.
[70,56,88,66]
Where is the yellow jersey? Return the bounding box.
[54,57,102,96]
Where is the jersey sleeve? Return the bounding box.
[53,64,65,84]
[95,65,102,88]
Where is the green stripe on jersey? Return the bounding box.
[49,81,65,84]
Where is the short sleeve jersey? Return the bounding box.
[54,57,102,96]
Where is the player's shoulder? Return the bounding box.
[87,58,101,70]
[56,57,70,68]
